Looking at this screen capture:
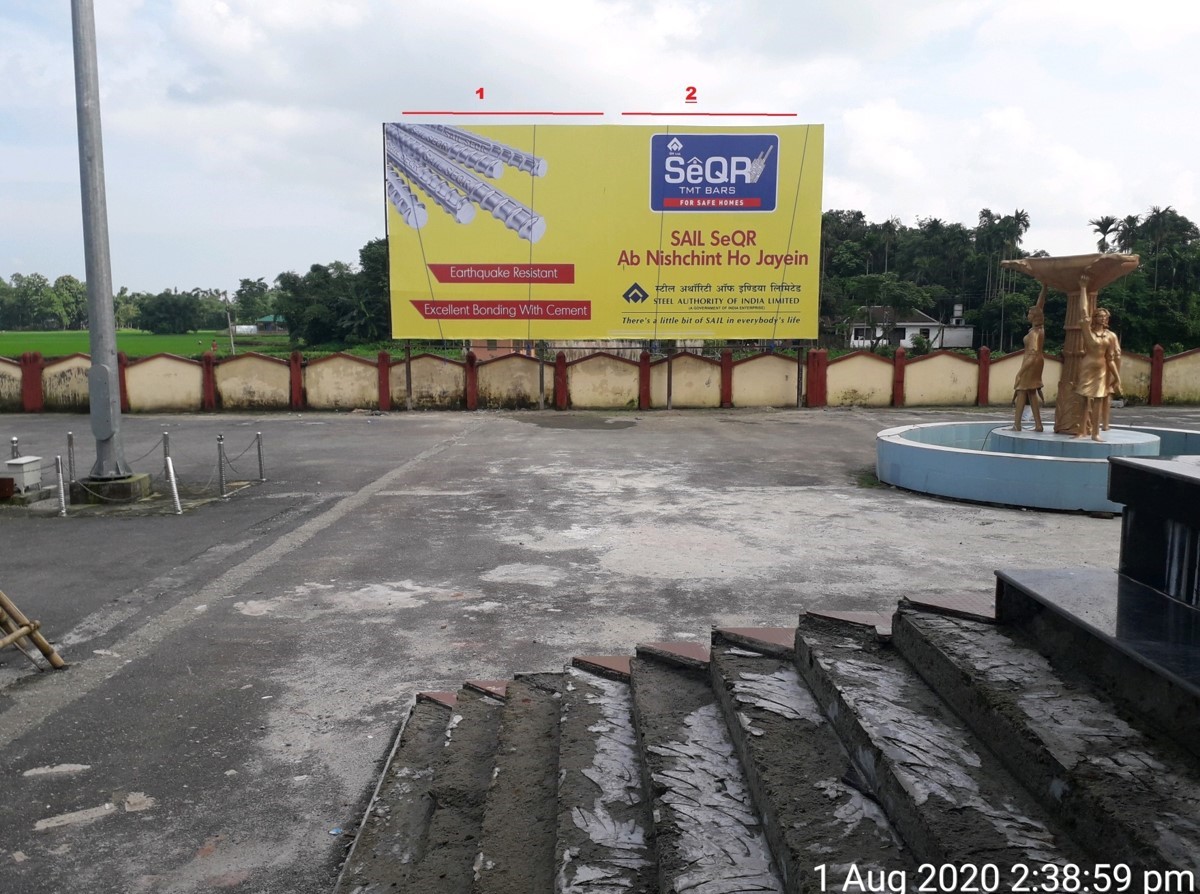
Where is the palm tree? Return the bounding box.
[1145,205,1175,290]
[1116,214,1142,253]
[1089,215,1118,253]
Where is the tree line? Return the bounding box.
[819,205,1200,355]
[0,238,389,347]
[5,207,1199,357]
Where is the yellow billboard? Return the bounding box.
[386,123,823,340]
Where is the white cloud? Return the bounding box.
[2,0,1197,291]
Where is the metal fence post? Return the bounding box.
[162,432,171,480]
[166,457,182,515]
[217,434,227,498]
[11,437,18,459]
[256,432,266,482]
[67,432,76,482]
[55,456,67,517]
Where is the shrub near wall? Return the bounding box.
[42,354,91,411]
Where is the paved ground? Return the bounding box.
[0,404,1197,892]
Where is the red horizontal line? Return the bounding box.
[621,112,798,117]
[402,110,604,116]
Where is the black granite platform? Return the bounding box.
[996,567,1200,760]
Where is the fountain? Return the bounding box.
[876,253,1200,512]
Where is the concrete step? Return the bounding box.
[629,656,784,893]
[404,687,506,894]
[709,635,914,893]
[794,614,1092,871]
[892,607,1200,875]
[556,665,655,894]
[473,674,563,894]
[335,696,452,893]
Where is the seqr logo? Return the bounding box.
[650,133,779,212]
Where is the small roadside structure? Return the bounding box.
[849,305,974,350]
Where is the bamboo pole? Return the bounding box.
[0,623,38,651]
[0,590,67,669]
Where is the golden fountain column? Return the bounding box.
[1001,254,1139,434]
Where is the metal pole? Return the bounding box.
[71,0,131,479]
[538,353,545,411]
[67,432,76,482]
[404,343,413,411]
[256,432,266,482]
[10,437,18,459]
[55,457,68,517]
[166,457,182,515]
[666,349,674,411]
[162,432,171,479]
[217,435,227,498]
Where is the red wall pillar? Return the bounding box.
[554,352,568,410]
[118,352,132,413]
[977,346,991,407]
[892,347,907,407]
[1150,344,1164,406]
[289,351,305,410]
[638,351,651,410]
[200,352,216,411]
[720,348,733,408]
[465,351,478,410]
[377,351,391,411]
[19,352,43,413]
[805,349,827,408]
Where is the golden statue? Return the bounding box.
[1000,254,1138,434]
[1074,274,1122,441]
[1012,285,1046,432]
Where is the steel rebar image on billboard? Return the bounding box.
[383,123,547,243]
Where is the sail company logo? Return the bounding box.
[650,133,779,212]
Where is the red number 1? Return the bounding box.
[475,87,484,100]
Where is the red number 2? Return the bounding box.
[685,86,697,103]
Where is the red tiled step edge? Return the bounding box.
[902,592,996,622]
[635,641,710,670]
[572,655,632,682]
[715,627,796,657]
[417,691,457,709]
[464,679,508,700]
[803,610,893,638]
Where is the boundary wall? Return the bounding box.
[1,345,1197,413]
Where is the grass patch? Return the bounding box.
[854,466,886,488]
[0,331,467,361]
[0,330,294,360]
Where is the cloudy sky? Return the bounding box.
[2,0,1196,295]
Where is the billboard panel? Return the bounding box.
[386,123,823,340]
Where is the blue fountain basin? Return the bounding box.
[876,422,1200,513]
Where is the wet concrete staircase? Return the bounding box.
[335,455,1200,893]
[333,600,1200,894]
